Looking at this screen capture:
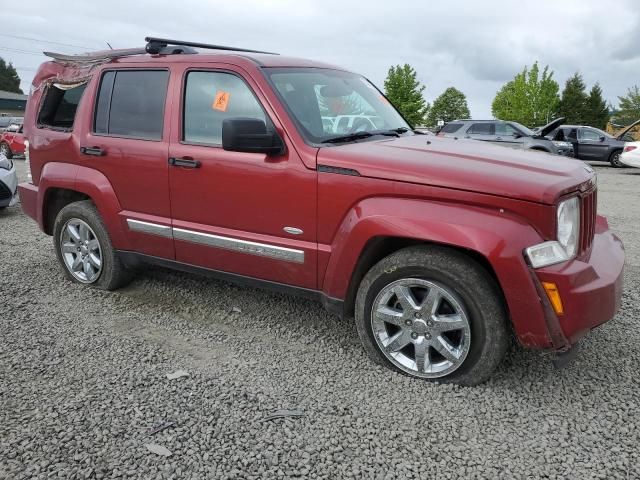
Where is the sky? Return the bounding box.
[2,0,639,119]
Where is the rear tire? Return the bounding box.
[354,245,509,386]
[610,150,624,168]
[0,142,12,159]
[53,200,132,290]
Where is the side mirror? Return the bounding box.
[599,136,606,142]
[222,118,285,156]
[512,132,522,139]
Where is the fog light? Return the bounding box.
[542,282,564,316]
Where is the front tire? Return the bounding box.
[610,150,624,168]
[355,246,509,386]
[53,200,132,290]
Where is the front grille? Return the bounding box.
[579,188,597,254]
[0,181,12,200]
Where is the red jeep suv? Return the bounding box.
[18,37,624,385]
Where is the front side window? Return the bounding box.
[183,71,266,146]
[580,128,602,141]
[265,68,410,144]
[467,123,494,135]
[94,70,169,140]
[495,122,520,136]
[38,83,86,130]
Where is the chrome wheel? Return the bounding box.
[0,143,9,157]
[60,218,103,283]
[611,152,623,167]
[371,278,471,378]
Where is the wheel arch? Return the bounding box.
[321,196,557,348]
[37,162,128,248]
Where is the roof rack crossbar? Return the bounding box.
[144,37,278,55]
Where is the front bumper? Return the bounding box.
[534,215,624,348]
[0,165,18,207]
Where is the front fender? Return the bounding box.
[38,162,129,249]
[322,197,558,348]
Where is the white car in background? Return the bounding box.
[0,152,18,210]
[620,142,640,168]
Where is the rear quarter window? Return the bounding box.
[440,122,463,134]
[38,83,87,130]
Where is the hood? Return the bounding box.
[537,117,566,137]
[617,119,640,141]
[317,135,594,205]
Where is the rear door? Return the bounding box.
[81,67,174,259]
[166,65,318,289]
[578,128,609,161]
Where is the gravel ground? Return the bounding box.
[1,159,639,479]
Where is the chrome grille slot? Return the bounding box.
[580,188,597,254]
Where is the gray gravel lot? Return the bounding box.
[1,160,639,479]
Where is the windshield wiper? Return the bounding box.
[321,130,401,144]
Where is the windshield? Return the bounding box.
[265,68,411,144]
[510,122,535,136]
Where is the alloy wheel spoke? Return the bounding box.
[79,223,90,242]
[432,335,461,363]
[393,285,420,311]
[83,258,93,278]
[88,253,101,269]
[71,255,83,272]
[62,242,77,254]
[421,288,441,315]
[67,224,81,243]
[414,340,430,373]
[385,330,411,353]
[433,314,466,333]
[374,305,405,327]
[87,239,100,252]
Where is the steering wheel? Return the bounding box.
[349,118,372,133]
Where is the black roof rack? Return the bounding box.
[144,37,278,56]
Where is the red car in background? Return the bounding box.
[0,123,26,158]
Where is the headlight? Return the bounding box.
[525,196,581,268]
[0,154,12,170]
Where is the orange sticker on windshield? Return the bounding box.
[212,91,230,111]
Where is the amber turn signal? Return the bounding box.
[542,282,564,316]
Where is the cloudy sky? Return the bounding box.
[3,0,639,118]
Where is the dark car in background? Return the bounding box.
[438,118,572,156]
[546,121,640,167]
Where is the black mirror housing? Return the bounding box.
[222,118,285,156]
[599,136,606,142]
[512,132,522,139]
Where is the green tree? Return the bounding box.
[613,85,640,126]
[383,64,429,126]
[0,58,22,94]
[426,87,470,126]
[558,73,589,124]
[584,83,610,129]
[491,62,559,127]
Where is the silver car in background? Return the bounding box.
[438,117,572,156]
[0,153,18,210]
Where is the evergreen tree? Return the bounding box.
[613,85,640,126]
[0,58,23,94]
[426,87,470,126]
[491,62,559,127]
[584,83,610,129]
[558,73,588,124]
[383,64,429,127]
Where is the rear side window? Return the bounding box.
[94,70,169,140]
[467,123,494,135]
[440,122,463,133]
[183,71,266,145]
[38,83,87,130]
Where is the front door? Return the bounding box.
[578,128,609,161]
[167,66,318,289]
